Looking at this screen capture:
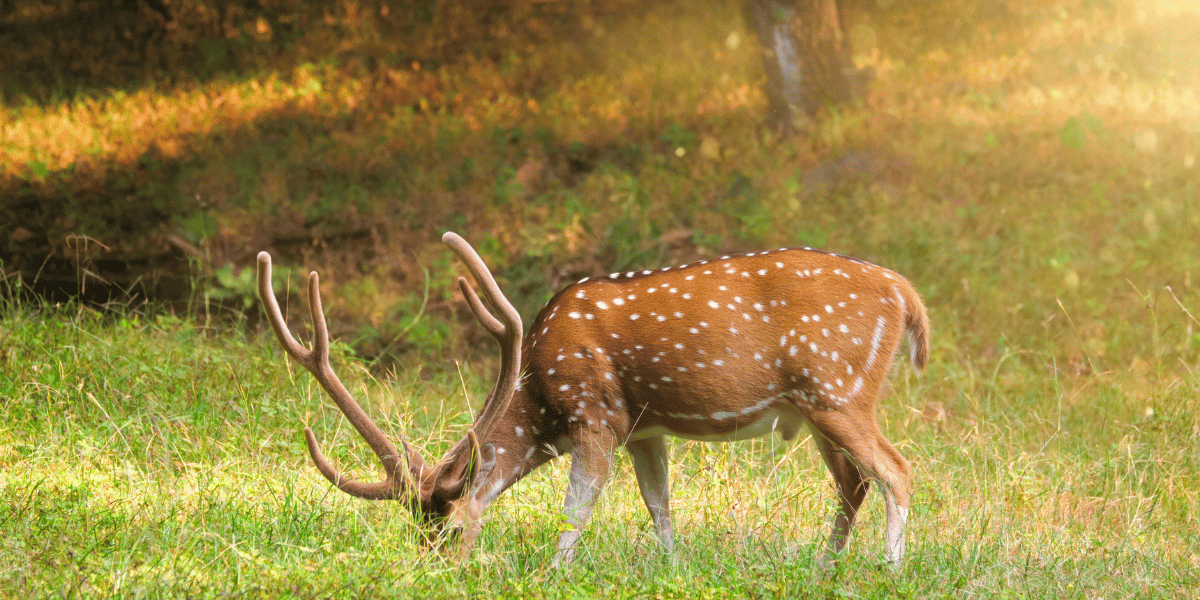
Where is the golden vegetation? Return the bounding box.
[1,1,1198,595]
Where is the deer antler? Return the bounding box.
[442,232,523,440]
[257,252,429,500]
[427,232,524,498]
[256,234,523,504]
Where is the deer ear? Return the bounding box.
[432,430,484,501]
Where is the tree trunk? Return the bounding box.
[743,0,862,133]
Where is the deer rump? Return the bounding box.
[258,233,929,566]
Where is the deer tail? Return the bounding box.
[900,283,930,372]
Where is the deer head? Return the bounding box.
[258,233,929,566]
[256,232,523,545]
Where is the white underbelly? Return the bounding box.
[626,404,806,443]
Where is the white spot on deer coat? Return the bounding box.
[849,377,864,397]
[865,315,887,369]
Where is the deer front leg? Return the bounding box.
[553,428,616,566]
[626,435,675,554]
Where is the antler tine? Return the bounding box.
[257,252,428,500]
[457,276,505,338]
[257,252,312,361]
[440,232,523,441]
[441,233,522,335]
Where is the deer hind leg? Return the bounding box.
[554,427,617,566]
[810,426,870,564]
[626,435,675,554]
[809,415,912,566]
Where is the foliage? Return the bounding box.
[2,0,1200,596]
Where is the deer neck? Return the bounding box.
[442,386,564,537]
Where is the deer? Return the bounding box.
[256,231,929,566]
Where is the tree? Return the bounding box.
[743,0,864,134]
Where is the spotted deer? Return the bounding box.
[257,232,929,565]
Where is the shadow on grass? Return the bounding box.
[0,0,617,310]
[0,0,594,108]
[0,89,679,312]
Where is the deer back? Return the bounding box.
[518,248,928,443]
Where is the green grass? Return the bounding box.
[1,295,1196,598]
[3,0,1200,597]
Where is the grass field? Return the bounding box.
[2,0,1199,597]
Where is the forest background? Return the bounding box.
[1,0,1198,597]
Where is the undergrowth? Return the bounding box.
[2,0,1199,597]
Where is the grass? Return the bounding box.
[3,0,1200,597]
[1,295,1196,597]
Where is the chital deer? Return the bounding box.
[257,232,929,565]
